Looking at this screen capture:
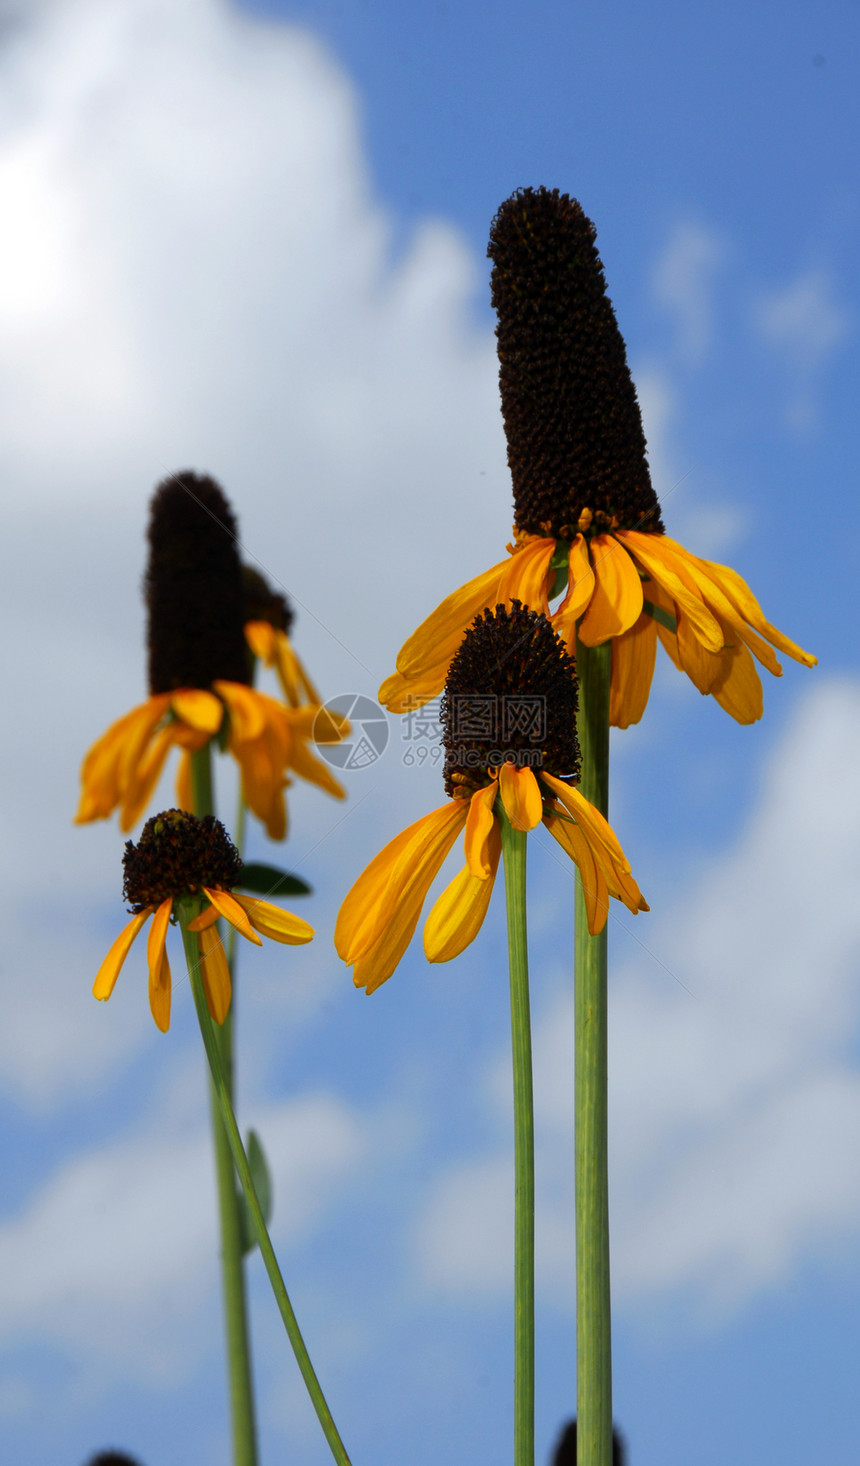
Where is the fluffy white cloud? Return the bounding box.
[417,680,860,1315]
[0,0,505,1106]
[651,220,725,363]
[752,268,850,431]
[0,1086,365,1378]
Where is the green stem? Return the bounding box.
[499,808,534,1466]
[189,744,258,1466]
[178,915,353,1466]
[573,637,613,1466]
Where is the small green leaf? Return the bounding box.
[237,862,312,898]
[238,1128,274,1256]
[641,598,678,634]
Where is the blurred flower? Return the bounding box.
[338,604,646,993]
[381,189,815,727]
[93,810,313,1031]
[76,473,346,839]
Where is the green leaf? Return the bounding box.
[237,862,312,898]
[238,1128,274,1256]
[641,598,678,634]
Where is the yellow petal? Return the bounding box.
[578,535,644,646]
[202,887,263,945]
[119,723,175,832]
[711,637,764,724]
[171,688,224,735]
[275,634,322,707]
[499,763,543,831]
[175,748,193,813]
[617,531,723,653]
[76,704,147,822]
[232,893,315,944]
[244,619,276,664]
[660,545,783,677]
[464,782,499,878]
[551,535,595,651]
[379,663,449,713]
[675,611,728,694]
[287,735,346,800]
[424,833,501,963]
[93,907,153,1001]
[609,614,657,728]
[197,924,232,1024]
[545,813,609,934]
[147,897,173,1032]
[336,801,468,966]
[541,774,630,871]
[116,695,172,795]
[310,707,350,745]
[186,903,220,932]
[396,558,510,678]
[692,555,817,668]
[214,681,268,742]
[496,536,556,614]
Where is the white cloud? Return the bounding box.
[651,220,725,363]
[0,1088,365,1379]
[0,0,506,1107]
[752,268,850,431]
[417,680,860,1316]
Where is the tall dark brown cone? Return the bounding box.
[441,601,580,796]
[488,187,664,538]
[146,472,250,693]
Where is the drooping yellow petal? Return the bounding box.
[76,705,148,822]
[275,634,322,707]
[609,614,657,728]
[541,773,630,871]
[147,898,173,1032]
[711,636,764,724]
[551,535,595,651]
[336,801,469,966]
[675,611,728,695]
[187,903,220,932]
[117,695,173,794]
[545,813,609,934]
[232,893,315,944]
[202,887,263,945]
[499,762,544,831]
[396,558,510,678]
[120,723,175,832]
[245,619,277,664]
[287,735,346,800]
[660,546,783,677]
[617,531,723,653]
[691,554,817,667]
[214,681,268,742]
[197,924,232,1024]
[175,748,193,813]
[93,907,154,1001]
[379,663,450,713]
[496,536,556,615]
[464,782,499,878]
[171,688,224,735]
[310,707,350,745]
[424,827,501,963]
[578,535,645,646]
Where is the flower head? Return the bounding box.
[76,473,346,837]
[381,188,815,727]
[93,809,314,1031]
[337,604,646,994]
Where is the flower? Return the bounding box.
[93,810,314,1031]
[380,189,815,727]
[337,604,647,994]
[76,473,346,839]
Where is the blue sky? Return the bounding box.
[1,2,858,1464]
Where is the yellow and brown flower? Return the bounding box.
[93,810,313,1031]
[337,604,647,994]
[380,189,815,727]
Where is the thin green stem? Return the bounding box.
[178,914,353,1466]
[189,744,258,1466]
[500,808,534,1466]
[573,637,613,1466]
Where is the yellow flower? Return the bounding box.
[245,619,322,709]
[381,522,816,728]
[338,605,646,994]
[381,189,815,726]
[93,810,314,1031]
[76,682,346,840]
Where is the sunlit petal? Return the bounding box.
[396,558,510,677]
[232,893,315,944]
[578,535,644,646]
[197,924,232,1024]
[464,782,499,878]
[499,762,543,831]
[609,614,657,728]
[171,688,223,735]
[93,908,153,1001]
[202,887,263,945]
[424,834,501,962]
